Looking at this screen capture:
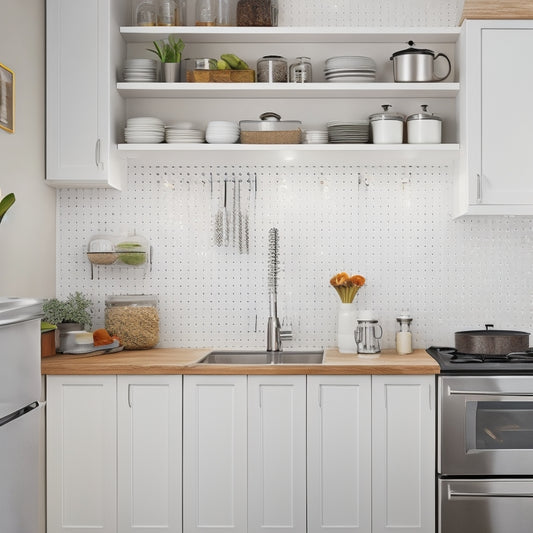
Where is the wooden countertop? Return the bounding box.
[41,347,439,375]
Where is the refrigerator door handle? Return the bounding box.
[449,490,533,499]
[0,401,40,427]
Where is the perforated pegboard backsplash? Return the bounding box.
[56,163,533,350]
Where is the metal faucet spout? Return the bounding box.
[266,228,282,352]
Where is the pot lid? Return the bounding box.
[455,324,530,337]
[406,104,442,122]
[369,104,404,122]
[390,41,435,59]
[239,112,302,131]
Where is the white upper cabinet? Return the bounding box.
[46,0,126,188]
[456,20,533,215]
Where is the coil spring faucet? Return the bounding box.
[266,227,281,352]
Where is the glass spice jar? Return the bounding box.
[105,295,160,350]
[289,56,312,83]
[237,0,277,27]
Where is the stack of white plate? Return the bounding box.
[124,117,165,143]
[327,121,370,143]
[302,130,329,144]
[122,58,158,82]
[165,123,205,143]
[205,121,240,144]
[324,56,377,83]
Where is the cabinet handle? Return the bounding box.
[429,383,433,411]
[449,490,533,499]
[95,139,102,169]
[449,388,533,397]
[128,384,132,407]
[476,173,482,203]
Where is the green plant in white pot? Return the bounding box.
[148,35,185,82]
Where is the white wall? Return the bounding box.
[0,0,56,298]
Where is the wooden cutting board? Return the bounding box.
[461,0,533,23]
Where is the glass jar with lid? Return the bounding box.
[157,0,176,25]
[369,104,404,144]
[133,0,157,26]
[237,0,277,26]
[257,55,287,82]
[289,57,312,83]
[105,295,159,350]
[195,0,217,25]
[216,0,236,26]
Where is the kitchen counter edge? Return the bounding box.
[41,347,440,375]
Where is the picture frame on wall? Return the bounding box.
[0,63,15,133]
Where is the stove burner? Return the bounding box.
[438,347,533,363]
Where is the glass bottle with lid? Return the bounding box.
[289,57,312,83]
[396,313,413,355]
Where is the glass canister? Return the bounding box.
[257,55,287,82]
[289,57,312,83]
[105,295,159,350]
[174,0,187,25]
[217,0,236,26]
[195,0,217,25]
[157,0,176,25]
[133,0,157,26]
[237,0,277,26]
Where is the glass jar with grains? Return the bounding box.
[105,295,159,350]
[237,0,278,26]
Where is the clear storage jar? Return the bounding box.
[257,55,287,82]
[289,57,312,83]
[105,295,159,350]
[237,0,277,26]
[133,0,157,26]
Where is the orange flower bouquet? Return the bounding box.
[330,272,366,303]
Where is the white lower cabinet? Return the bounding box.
[183,375,248,533]
[46,375,182,533]
[47,374,434,533]
[371,376,435,533]
[46,376,117,533]
[248,376,307,533]
[117,376,182,533]
[307,376,372,533]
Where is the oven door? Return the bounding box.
[439,376,533,476]
[440,479,533,533]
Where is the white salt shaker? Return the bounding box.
[396,313,413,355]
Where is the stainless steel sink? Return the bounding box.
[196,350,325,365]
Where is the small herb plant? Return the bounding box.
[148,35,185,63]
[0,192,15,223]
[42,292,93,329]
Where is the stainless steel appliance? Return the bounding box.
[427,346,533,533]
[0,298,44,533]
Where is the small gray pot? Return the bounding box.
[162,62,180,82]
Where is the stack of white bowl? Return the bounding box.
[122,58,158,82]
[324,56,377,83]
[165,123,205,143]
[205,121,240,144]
[124,117,165,143]
[302,130,329,144]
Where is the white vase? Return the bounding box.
[337,302,357,353]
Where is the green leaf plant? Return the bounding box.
[148,35,185,63]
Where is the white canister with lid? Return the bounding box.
[406,104,442,144]
[369,104,404,144]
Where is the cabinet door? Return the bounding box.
[46,375,117,533]
[372,376,435,533]
[183,375,247,533]
[46,0,123,188]
[307,376,372,533]
[248,375,307,533]
[118,376,182,533]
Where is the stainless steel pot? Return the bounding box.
[390,41,451,82]
[455,324,530,355]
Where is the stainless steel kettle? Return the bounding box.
[354,318,383,354]
[390,41,451,82]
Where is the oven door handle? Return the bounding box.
[449,490,533,499]
[448,389,533,397]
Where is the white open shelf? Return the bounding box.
[117,82,460,99]
[120,26,461,44]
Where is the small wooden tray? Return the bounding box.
[187,69,256,83]
[461,0,533,22]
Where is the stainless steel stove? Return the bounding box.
[427,346,533,533]
[427,346,533,374]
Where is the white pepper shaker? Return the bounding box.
[396,313,413,355]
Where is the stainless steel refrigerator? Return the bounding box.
[0,298,44,533]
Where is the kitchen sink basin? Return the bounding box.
[196,350,325,365]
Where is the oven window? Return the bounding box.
[466,401,533,450]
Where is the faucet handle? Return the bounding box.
[280,328,293,341]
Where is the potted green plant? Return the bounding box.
[0,192,15,223]
[148,35,185,82]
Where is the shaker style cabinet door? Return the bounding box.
[371,375,435,533]
[307,376,372,533]
[46,0,124,188]
[117,376,182,533]
[46,375,117,533]
[458,20,533,214]
[247,375,307,533]
[183,375,247,533]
